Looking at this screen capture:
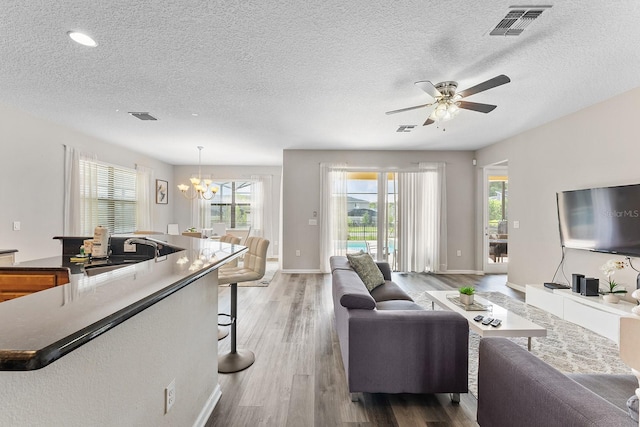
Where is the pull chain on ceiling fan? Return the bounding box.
[386,74,511,126]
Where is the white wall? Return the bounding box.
[282,149,476,272]
[476,86,640,295]
[0,273,219,427]
[0,103,175,262]
[173,165,282,257]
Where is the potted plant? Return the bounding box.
[459,286,475,305]
[600,259,628,304]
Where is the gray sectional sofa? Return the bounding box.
[330,255,469,401]
[477,337,637,427]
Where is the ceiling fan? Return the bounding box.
[386,74,511,126]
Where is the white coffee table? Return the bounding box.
[425,291,547,350]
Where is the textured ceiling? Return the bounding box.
[1,1,640,166]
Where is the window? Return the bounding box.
[209,181,253,229]
[79,159,137,235]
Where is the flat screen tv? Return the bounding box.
[557,183,640,257]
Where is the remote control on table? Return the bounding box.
[473,315,484,322]
[481,317,493,325]
[490,318,502,327]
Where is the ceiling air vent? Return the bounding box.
[490,5,552,36]
[128,112,158,121]
[397,125,416,133]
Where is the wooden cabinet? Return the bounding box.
[0,268,70,302]
[0,252,15,266]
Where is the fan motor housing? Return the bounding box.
[434,81,458,98]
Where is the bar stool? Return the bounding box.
[218,234,240,341]
[217,236,270,373]
[217,234,241,340]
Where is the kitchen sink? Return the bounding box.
[81,239,184,277]
[83,256,152,276]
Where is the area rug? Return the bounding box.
[411,291,631,396]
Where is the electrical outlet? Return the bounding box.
[165,379,175,414]
[124,242,137,252]
[295,250,301,257]
[456,250,462,257]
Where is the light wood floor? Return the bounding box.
[208,270,520,426]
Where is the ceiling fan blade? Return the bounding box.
[423,118,435,126]
[414,81,442,99]
[385,103,432,115]
[457,101,497,113]
[457,75,510,99]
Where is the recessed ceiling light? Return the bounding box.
[67,31,97,47]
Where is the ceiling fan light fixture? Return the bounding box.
[430,100,460,122]
[433,103,448,119]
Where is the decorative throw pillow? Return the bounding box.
[628,395,639,422]
[346,252,385,292]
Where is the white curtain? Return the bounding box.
[63,145,81,235]
[64,145,99,236]
[190,198,210,230]
[319,163,348,273]
[135,164,153,232]
[251,174,274,257]
[396,162,447,273]
[79,153,100,235]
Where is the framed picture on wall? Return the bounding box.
[156,179,168,204]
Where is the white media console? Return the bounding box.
[525,284,636,345]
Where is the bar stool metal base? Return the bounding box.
[217,326,229,340]
[217,282,256,373]
[218,349,255,373]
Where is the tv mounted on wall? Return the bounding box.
[557,183,640,257]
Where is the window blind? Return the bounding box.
[79,160,137,235]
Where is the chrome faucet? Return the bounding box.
[124,238,160,258]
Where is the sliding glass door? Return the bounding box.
[320,163,444,273]
[484,167,509,273]
[346,172,397,268]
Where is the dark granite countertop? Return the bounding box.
[0,235,246,371]
[0,249,18,255]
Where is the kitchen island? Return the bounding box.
[0,235,246,427]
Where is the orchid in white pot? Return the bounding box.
[600,259,628,303]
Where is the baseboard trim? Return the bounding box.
[281,269,323,274]
[193,384,222,427]
[437,270,485,275]
[507,281,526,293]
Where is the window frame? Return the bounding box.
[209,181,253,229]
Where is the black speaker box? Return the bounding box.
[572,273,585,293]
[580,277,599,296]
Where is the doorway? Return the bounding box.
[346,172,397,268]
[483,166,508,273]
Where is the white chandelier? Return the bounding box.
[177,146,219,200]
